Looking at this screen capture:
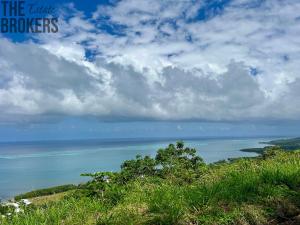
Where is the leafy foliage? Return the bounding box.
[156,141,204,171]
[120,155,156,182]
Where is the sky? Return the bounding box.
[0,0,300,141]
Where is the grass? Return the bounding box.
[1,145,300,225]
[2,197,106,225]
[14,184,77,201]
[28,192,70,206]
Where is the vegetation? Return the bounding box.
[14,184,77,201]
[27,192,69,206]
[0,204,15,215]
[267,137,300,150]
[240,137,300,154]
[1,141,300,225]
[239,147,266,154]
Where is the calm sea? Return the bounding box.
[0,137,275,200]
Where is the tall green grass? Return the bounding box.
[2,197,106,225]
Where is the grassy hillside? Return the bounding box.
[1,142,300,225]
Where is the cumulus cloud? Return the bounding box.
[0,0,300,122]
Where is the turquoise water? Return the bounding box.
[0,137,273,200]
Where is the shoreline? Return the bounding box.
[2,136,298,201]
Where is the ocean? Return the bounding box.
[0,137,274,200]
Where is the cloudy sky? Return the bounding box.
[1,0,300,141]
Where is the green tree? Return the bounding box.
[155,141,204,181]
[80,172,118,197]
[120,155,156,182]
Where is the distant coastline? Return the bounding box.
[0,136,278,200]
[240,137,300,154]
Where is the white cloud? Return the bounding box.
[0,0,300,122]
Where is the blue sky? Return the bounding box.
[1,0,300,141]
